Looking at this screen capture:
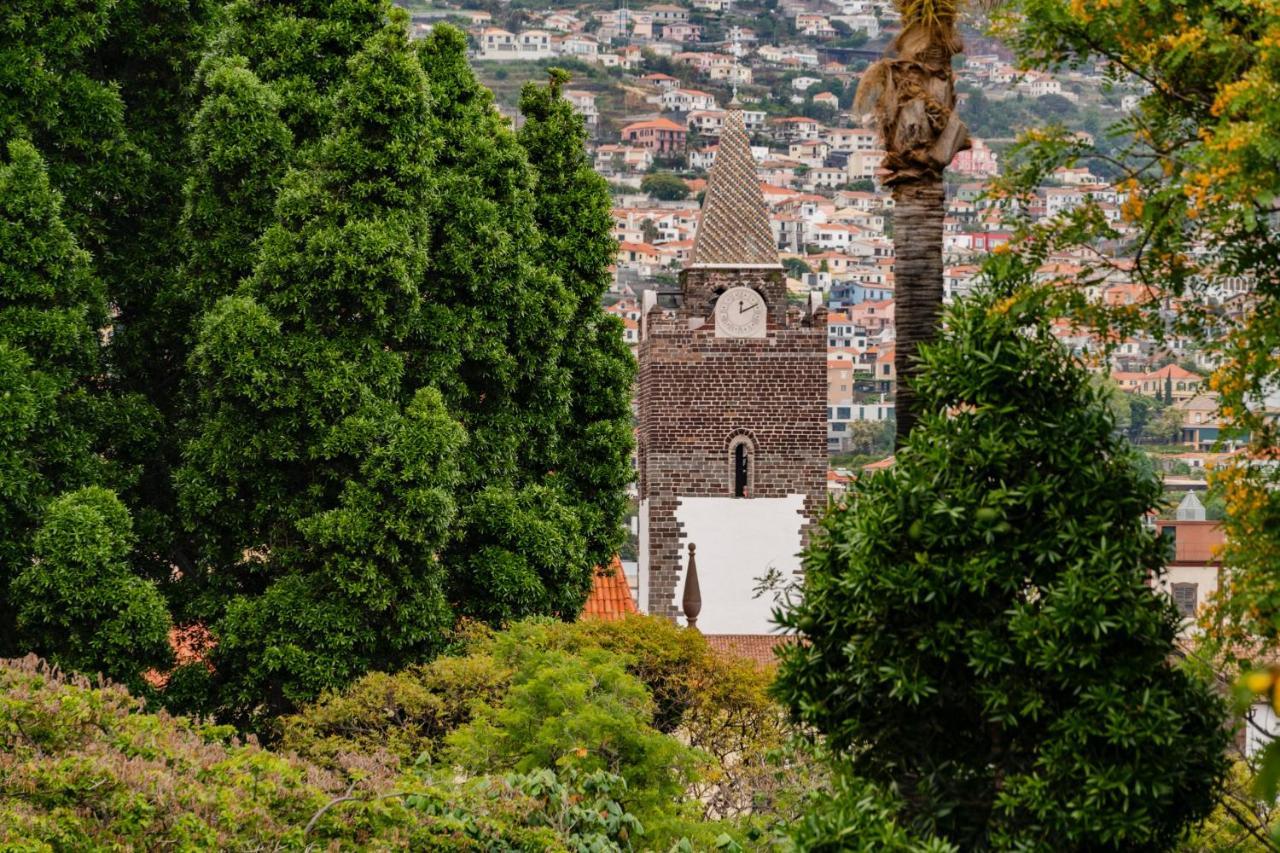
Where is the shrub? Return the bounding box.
[12,488,171,693]
[0,654,651,850]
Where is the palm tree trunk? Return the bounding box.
[855,19,970,448]
[892,177,945,446]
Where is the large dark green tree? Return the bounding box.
[414,28,593,623]
[1,0,212,572]
[0,141,113,654]
[775,278,1229,849]
[177,19,464,721]
[0,0,129,249]
[2,6,637,720]
[180,57,292,322]
[518,70,636,573]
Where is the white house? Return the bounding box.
[660,87,717,113]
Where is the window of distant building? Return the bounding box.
[1171,583,1198,618]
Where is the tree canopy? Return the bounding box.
[0,9,635,721]
[775,276,1228,848]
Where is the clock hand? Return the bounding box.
[739,301,758,314]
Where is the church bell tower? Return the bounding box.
[635,108,827,634]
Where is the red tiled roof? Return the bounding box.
[581,556,637,621]
[142,624,216,689]
[703,634,793,667]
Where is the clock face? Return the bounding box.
[714,286,767,339]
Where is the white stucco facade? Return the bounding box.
[668,494,806,634]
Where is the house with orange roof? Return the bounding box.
[617,241,664,272]
[621,117,686,153]
[1112,363,1204,401]
[642,71,681,90]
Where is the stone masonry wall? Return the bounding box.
[681,267,788,327]
[637,317,827,621]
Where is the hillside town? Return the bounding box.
[399,0,1240,463]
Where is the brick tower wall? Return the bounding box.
[681,267,788,327]
[636,316,827,621]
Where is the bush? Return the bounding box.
[284,616,829,845]
[444,645,704,817]
[0,654,651,850]
[12,488,171,693]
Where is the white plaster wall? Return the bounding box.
[637,498,650,613]
[673,495,806,634]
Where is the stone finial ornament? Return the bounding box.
[682,543,702,631]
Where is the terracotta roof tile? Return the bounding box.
[703,634,793,667]
[581,556,638,621]
[142,624,216,689]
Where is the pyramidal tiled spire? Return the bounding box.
[689,108,780,268]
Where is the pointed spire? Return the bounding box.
[682,543,702,631]
[689,109,780,268]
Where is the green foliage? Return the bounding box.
[783,257,814,278]
[519,69,636,574]
[1144,406,1185,446]
[285,616,826,846]
[0,655,651,850]
[415,29,615,626]
[177,19,465,722]
[450,486,591,621]
[0,140,120,654]
[787,771,955,853]
[12,488,171,693]
[0,0,128,249]
[775,281,1229,849]
[180,56,293,324]
[641,171,691,201]
[445,646,703,814]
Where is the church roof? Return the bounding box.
[580,556,637,621]
[689,109,781,269]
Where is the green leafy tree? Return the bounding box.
[1143,406,1184,446]
[0,0,128,249]
[0,0,213,586]
[179,56,293,333]
[0,141,112,654]
[415,29,600,624]
[996,0,1280,671]
[784,257,814,279]
[518,69,636,572]
[641,171,690,201]
[88,0,213,410]
[178,19,464,721]
[775,281,1229,849]
[12,487,171,692]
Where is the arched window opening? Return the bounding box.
[734,442,749,497]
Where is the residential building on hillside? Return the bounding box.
[622,118,687,153]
